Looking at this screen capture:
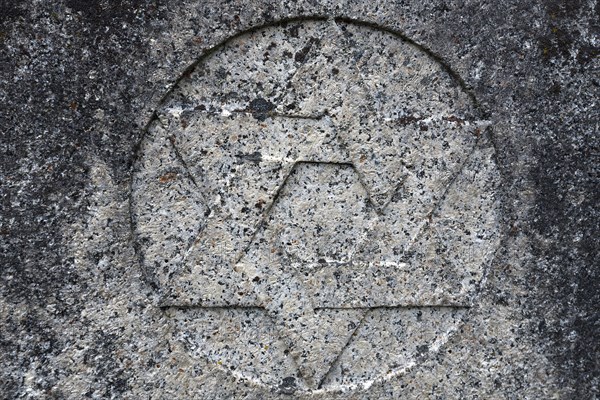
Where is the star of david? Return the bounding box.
[134,19,496,391]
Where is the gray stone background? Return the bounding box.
[0,1,598,399]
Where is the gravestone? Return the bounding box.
[1,2,597,399]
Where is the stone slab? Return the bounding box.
[1,1,598,399]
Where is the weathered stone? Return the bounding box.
[1,1,597,399]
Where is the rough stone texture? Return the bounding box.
[130,19,501,392]
[1,1,598,399]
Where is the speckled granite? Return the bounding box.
[1,1,598,399]
[131,19,501,392]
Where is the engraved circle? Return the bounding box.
[131,19,501,393]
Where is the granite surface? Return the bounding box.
[1,1,598,399]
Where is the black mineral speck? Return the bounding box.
[235,151,262,163]
[416,344,429,356]
[294,37,319,63]
[278,376,297,395]
[247,97,275,121]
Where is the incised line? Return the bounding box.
[403,135,484,256]
[317,309,369,390]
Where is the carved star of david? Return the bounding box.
[130,19,500,391]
